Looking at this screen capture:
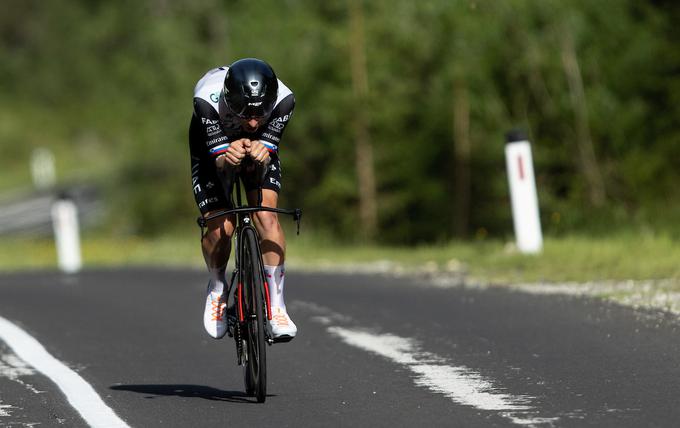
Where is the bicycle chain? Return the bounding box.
[234,322,244,365]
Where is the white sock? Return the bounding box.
[264,264,285,309]
[208,266,226,295]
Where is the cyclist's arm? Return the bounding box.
[193,97,248,167]
[193,97,233,159]
[256,93,295,154]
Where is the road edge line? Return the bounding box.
[0,315,130,428]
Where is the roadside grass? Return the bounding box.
[1,232,677,284]
[287,232,680,283]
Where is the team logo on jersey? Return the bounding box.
[268,120,285,131]
[206,125,220,136]
[210,92,220,103]
[268,113,292,131]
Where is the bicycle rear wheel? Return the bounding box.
[241,226,267,403]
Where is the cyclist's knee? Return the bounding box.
[254,211,280,234]
[202,214,235,242]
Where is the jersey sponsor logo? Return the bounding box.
[207,135,228,146]
[210,92,220,103]
[198,197,219,208]
[269,177,281,188]
[262,132,280,142]
[201,117,218,125]
[268,121,285,131]
[206,125,220,136]
[268,113,291,131]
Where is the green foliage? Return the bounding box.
[1,0,678,243]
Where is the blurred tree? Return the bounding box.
[348,0,378,241]
[1,0,678,240]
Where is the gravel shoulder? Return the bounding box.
[289,259,680,318]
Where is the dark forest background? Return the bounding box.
[2,0,678,243]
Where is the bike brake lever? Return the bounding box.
[294,209,302,235]
[197,216,206,239]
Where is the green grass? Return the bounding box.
[2,232,678,284]
[288,233,680,283]
[0,235,204,271]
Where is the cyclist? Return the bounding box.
[189,58,297,341]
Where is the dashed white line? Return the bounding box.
[0,402,14,417]
[294,300,559,427]
[0,315,130,428]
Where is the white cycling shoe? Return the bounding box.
[203,290,228,339]
[269,307,297,341]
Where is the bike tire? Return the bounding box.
[241,226,267,403]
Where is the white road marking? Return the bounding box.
[329,327,557,426]
[293,301,558,427]
[0,402,15,417]
[0,315,130,428]
[0,349,44,394]
[1,351,36,379]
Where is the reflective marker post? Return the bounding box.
[30,148,56,190]
[51,198,82,273]
[505,130,543,254]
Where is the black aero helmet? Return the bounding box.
[223,58,278,119]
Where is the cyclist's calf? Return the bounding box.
[201,214,236,269]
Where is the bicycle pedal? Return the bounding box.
[272,335,294,344]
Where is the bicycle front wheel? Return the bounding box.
[241,226,267,403]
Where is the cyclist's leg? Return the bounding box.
[243,154,284,266]
[190,116,236,272]
[245,157,296,339]
[193,167,236,278]
[246,189,285,266]
[202,161,238,273]
[201,213,236,272]
[190,125,235,338]
[200,213,235,339]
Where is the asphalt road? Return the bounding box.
[1,268,680,427]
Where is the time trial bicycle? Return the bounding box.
[197,161,301,403]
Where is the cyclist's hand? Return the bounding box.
[247,140,270,164]
[220,139,249,167]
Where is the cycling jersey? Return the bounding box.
[192,66,295,157]
[189,66,295,214]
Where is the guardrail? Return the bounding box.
[0,185,103,237]
[0,185,104,272]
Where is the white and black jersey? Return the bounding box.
[189,66,295,213]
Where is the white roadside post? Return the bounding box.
[51,197,83,273]
[31,148,83,272]
[505,130,543,254]
[30,148,57,190]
